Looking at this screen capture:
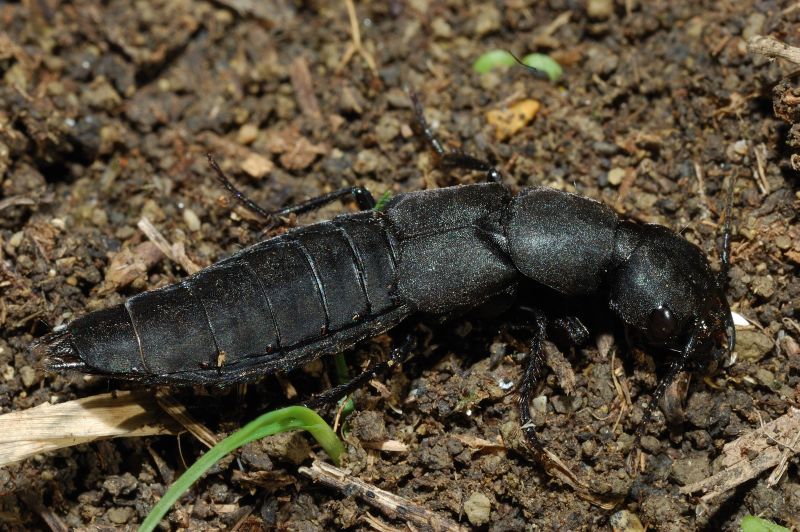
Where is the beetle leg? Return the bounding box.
[626,326,698,475]
[303,334,415,409]
[517,311,549,456]
[408,90,503,184]
[208,154,376,225]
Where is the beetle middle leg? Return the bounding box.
[207,154,376,225]
[517,310,549,457]
[517,310,623,505]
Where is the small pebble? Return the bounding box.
[736,330,774,361]
[640,435,661,454]
[353,149,383,175]
[608,167,625,186]
[91,208,108,227]
[581,439,597,458]
[464,491,491,526]
[670,454,710,486]
[431,17,452,38]
[237,123,259,145]
[19,366,36,388]
[8,231,24,248]
[532,395,548,414]
[375,114,400,143]
[105,507,133,525]
[262,432,311,466]
[351,411,387,442]
[473,4,501,36]
[183,208,201,232]
[754,368,775,388]
[775,235,791,250]
[610,510,645,532]
[587,0,614,19]
[751,275,775,299]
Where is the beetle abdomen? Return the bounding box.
[36,212,404,383]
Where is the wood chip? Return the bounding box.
[452,434,505,451]
[290,56,323,124]
[361,440,409,453]
[680,407,800,500]
[544,340,576,395]
[137,217,201,274]
[240,152,275,179]
[279,135,328,171]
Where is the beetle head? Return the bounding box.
[608,223,734,368]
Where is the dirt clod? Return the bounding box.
[464,491,492,526]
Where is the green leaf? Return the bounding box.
[521,53,563,82]
[740,515,790,532]
[473,49,517,74]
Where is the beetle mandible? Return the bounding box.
[32,93,735,487]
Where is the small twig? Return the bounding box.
[19,493,68,532]
[747,35,800,65]
[767,425,800,486]
[290,56,323,125]
[752,142,771,195]
[362,512,406,532]
[337,0,378,76]
[137,217,201,274]
[693,160,711,219]
[299,460,469,531]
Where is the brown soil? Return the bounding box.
[1,1,799,530]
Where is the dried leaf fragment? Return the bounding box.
[486,99,540,141]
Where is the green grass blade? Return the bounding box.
[374,190,392,212]
[140,406,344,532]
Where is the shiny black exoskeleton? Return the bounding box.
[35,182,732,384]
[32,95,734,498]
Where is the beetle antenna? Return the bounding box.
[718,176,734,286]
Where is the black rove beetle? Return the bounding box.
[32,92,735,495]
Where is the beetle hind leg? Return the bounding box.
[408,89,503,184]
[303,334,415,409]
[207,154,376,227]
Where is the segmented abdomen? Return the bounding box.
[42,211,404,383]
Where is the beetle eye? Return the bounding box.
[647,305,676,343]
